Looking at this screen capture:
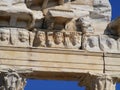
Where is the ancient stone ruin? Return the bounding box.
[0,0,120,90]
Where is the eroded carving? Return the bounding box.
[65,19,77,31]
[82,35,100,52]
[53,32,64,48]
[11,29,30,47]
[0,28,10,46]
[79,18,94,34]
[33,31,46,47]
[100,35,117,52]
[47,32,55,47]
[47,32,64,48]
[79,74,116,90]
[94,75,116,90]
[0,70,26,90]
[64,32,72,48]
[65,32,81,49]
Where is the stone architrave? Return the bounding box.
[82,35,101,52]
[99,35,118,52]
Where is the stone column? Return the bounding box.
[79,74,116,90]
[0,70,26,90]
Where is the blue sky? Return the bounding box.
[25,0,120,90]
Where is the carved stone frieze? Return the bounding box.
[99,35,118,52]
[0,28,10,46]
[64,32,81,49]
[33,31,46,47]
[82,35,101,52]
[0,28,36,47]
[11,29,30,47]
[53,32,64,48]
[47,32,54,47]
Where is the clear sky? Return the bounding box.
[25,0,120,90]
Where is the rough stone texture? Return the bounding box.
[0,69,26,90]
[82,35,101,52]
[79,74,116,90]
[0,0,120,90]
[99,35,118,53]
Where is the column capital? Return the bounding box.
[0,69,26,90]
[78,73,117,90]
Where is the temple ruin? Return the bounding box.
[0,0,120,90]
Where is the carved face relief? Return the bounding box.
[46,32,55,47]
[83,35,100,51]
[100,35,117,52]
[88,36,98,48]
[37,31,45,42]
[0,29,10,41]
[54,32,64,44]
[18,31,29,42]
[70,33,81,46]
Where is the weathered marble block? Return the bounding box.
[11,28,31,47]
[82,35,101,52]
[0,28,11,46]
[99,35,118,52]
[33,31,46,47]
[47,31,65,48]
[64,32,81,49]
